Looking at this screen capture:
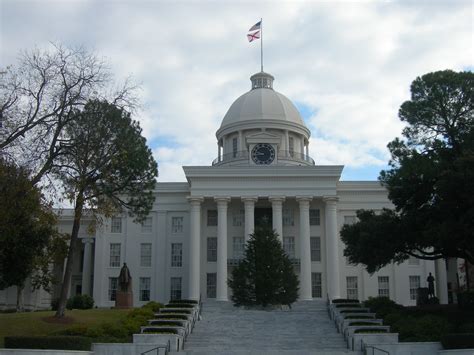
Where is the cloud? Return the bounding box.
[1,0,472,182]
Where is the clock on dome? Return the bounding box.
[251,143,275,165]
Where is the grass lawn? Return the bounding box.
[0,308,129,348]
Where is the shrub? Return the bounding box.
[165,303,195,308]
[332,299,360,303]
[4,336,92,350]
[457,292,474,311]
[348,321,381,326]
[354,328,388,334]
[155,314,188,320]
[170,299,198,304]
[99,323,129,339]
[340,309,368,313]
[441,333,474,349]
[363,296,403,318]
[345,315,374,319]
[142,301,164,312]
[66,294,94,310]
[457,322,474,333]
[149,320,185,327]
[390,314,454,342]
[160,309,192,314]
[142,328,179,334]
[334,303,361,308]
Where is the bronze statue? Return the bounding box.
[427,272,435,298]
[118,262,132,292]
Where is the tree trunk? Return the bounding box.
[55,191,84,318]
[16,284,24,312]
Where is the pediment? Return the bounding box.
[246,132,281,145]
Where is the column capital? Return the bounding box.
[296,196,313,204]
[269,196,286,203]
[241,196,258,203]
[215,196,231,206]
[323,196,339,204]
[187,196,204,205]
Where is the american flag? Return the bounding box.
[249,21,261,32]
[247,30,260,42]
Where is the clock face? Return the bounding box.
[251,143,275,165]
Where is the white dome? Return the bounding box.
[219,72,307,129]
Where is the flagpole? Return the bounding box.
[260,18,263,72]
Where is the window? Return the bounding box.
[170,277,182,300]
[232,137,238,158]
[141,217,152,233]
[312,272,322,298]
[207,210,217,226]
[346,276,358,300]
[207,273,217,298]
[171,217,183,233]
[207,237,217,262]
[344,216,357,225]
[140,243,152,267]
[409,275,420,300]
[108,277,118,301]
[232,210,245,227]
[139,277,151,301]
[408,256,420,265]
[109,243,121,267]
[283,209,294,226]
[378,276,390,298]
[171,243,182,267]
[111,217,122,233]
[289,137,294,157]
[310,237,321,262]
[233,237,245,259]
[310,209,320,225]
[283,236,295,258]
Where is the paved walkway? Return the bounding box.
[174,300,361,355]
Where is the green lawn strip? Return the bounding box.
[0,308,129,348]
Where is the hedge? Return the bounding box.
[66,294,94,310]
[345,315,374,319]
[165,303,195,308]
[154,314,189,320]
[340,309,368,313]
[142,328,179,334]
[149,320,185,327]
[169,299,198,304]
[441,333,474,349]
[160,309,192,314]
[332,299,360,304]
[335,303,361,308]
[348,321,381,326]
[457,292,474,311]
[5,336,92,350]
[354,328,389,334]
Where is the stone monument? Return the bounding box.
[116,262,133,308]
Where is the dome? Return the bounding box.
[219,72,307,129]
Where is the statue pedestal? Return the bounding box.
[116,291,133,309]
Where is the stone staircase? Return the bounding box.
[171,300,361,355]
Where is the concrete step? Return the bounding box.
[171,351,362,355]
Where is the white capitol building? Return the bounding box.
[1,71,454,309]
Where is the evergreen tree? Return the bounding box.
[228,227,299,307]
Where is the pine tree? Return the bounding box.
[228,227,299,307]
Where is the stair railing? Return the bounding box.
[363,342,390,355]
[140,339,171,355]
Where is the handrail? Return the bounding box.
[363,342,390,355]
[140,339,171,355]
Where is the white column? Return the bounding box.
[238,130,243,152]
[217,141,221,162]
[188,196,203,300]
[269,196,285,241]
[435,258,449,304]
[297,196,312,300]
[242,197,257,242]
[305,142,309,157]
[215,197,230,301]
[81,238,94,296]
[284,130,289,156]
[324,197,340,300]
[300,135,305,155]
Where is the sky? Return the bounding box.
[1,0,473,182]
